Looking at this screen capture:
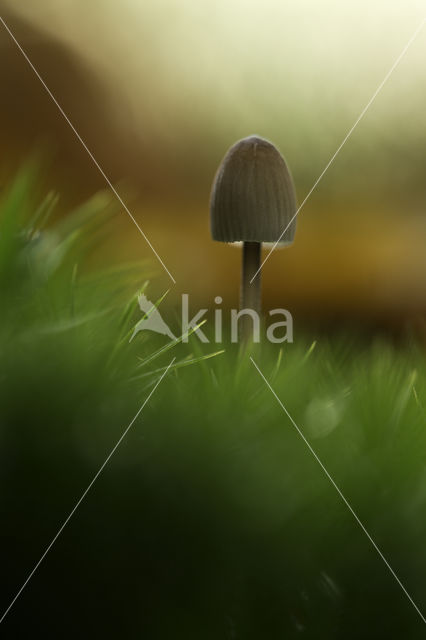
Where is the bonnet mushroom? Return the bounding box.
[210,135,297,338]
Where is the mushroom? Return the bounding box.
[210,135,297,339]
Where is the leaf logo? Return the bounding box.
[130,294,176,342]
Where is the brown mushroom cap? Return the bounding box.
[210,135,297,244]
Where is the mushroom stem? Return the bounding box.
[241,241,261,340]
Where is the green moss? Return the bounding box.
[0,167,425,637]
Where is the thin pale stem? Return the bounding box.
[240,241,261,342]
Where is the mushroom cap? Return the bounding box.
[210,135,297,244]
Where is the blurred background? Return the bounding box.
[0,0,425,334]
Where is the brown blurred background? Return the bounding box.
[0,0,425,333]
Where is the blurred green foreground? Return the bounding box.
[0,169,426,638]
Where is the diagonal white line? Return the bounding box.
[250,17,426,283]
[0,357,176,625]
[0,15,176,284]
[250,356,426,625]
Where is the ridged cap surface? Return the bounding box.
[210,135,297,243]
